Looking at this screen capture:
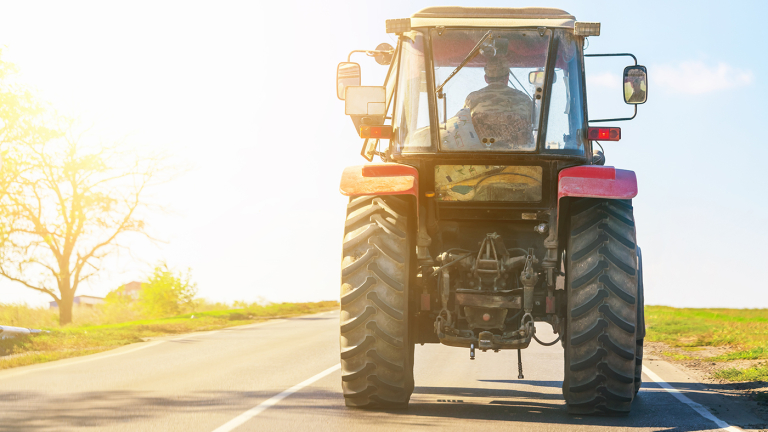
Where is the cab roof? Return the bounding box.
[410,6,576,29]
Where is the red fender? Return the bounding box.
[340,163,419,198]
[558,166,638,201]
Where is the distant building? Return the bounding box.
[49,295,105,309]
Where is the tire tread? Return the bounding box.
[564,198,638,415]
[340,195,413,408]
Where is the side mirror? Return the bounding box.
[337,62,361,100]
[623,65,647,104]
[344,86,386,117]
[528,71,557,85]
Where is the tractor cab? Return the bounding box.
[337,7,647,163]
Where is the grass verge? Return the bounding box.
[647,306,768,382]
[713,364,768,382]
[646,306,768,348]
[0,301,337,370]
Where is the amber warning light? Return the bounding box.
[360,125,392,139]
[587,127,621,141]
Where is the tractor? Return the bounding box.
[336,6,647,415]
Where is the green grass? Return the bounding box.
[713,364,768,382]
[646,306,768,348]
[710,347,768,361]
[0,301,338,370]
[646,306,768,382]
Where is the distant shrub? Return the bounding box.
[99,287,143,324]
[138,263,198,318]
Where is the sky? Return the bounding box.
[0,0,765,309]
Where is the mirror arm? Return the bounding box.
[588,105,637,123]
[348,49,395,62]
[584,52,637,65]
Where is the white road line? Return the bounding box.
[643,366,742,431]
[212,364,341,432]
[0,340,166,380]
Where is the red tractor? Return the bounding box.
[336,7,647,415]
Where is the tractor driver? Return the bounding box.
[627,75,646,103]
[463,56,533,147]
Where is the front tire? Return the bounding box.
[563,198,638,415]
[340,195,414,408]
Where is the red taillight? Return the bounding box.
[587,127,621,141]
[359,125,392,139]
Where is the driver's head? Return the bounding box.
[631,76,643,90]
[484,56,509,85]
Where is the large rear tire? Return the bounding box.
[340,195,414,408]
[563,198,638,415]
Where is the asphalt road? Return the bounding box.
[0,311,762,431]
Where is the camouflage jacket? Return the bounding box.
[463,84,532,119]
[628,89,646,103]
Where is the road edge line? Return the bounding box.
[643,366,742,432]
[0,340,165,380]
[0,319,289,380]
[212,364,341,432]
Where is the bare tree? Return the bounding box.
[0,49,61,198]
[0,124,165,324]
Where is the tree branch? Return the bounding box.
[0,268,59,302]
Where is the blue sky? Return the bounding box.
[0,0,765,308]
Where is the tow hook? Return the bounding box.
[478,331,493,351]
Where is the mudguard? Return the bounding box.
[339,163,419,198]
[558,165,637,201]
[556,166,638,252]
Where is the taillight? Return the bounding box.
[587,127,621,141]
[359,125,392,139]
